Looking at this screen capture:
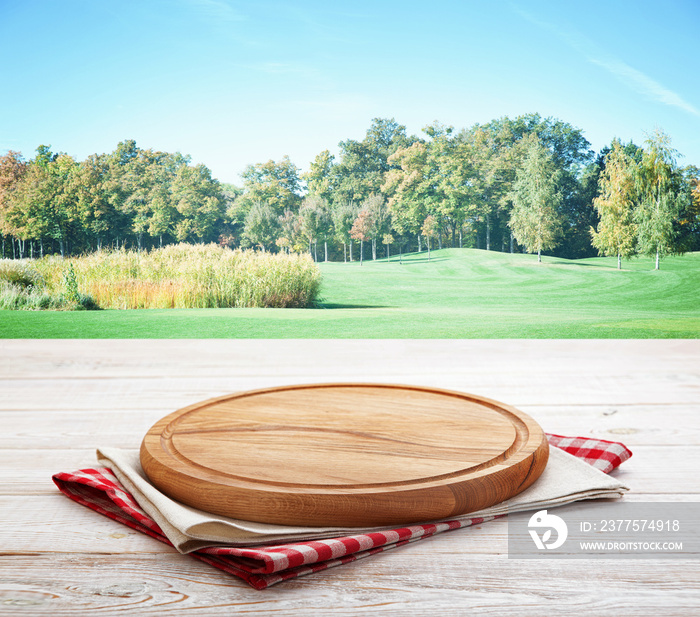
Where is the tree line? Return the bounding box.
[1,114,698,268]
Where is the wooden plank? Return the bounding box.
[3,404,698,449]
[0,553,698,616]
[0,495,176,555]
[1,339,698,379]
[609,446,700,494]
[518,404,700,446]
[1,493,695,556]
[1,341,698,409]
[0,410,161,450]
[1,445,698,496]
[0,494,509,555]
[1,365,699,410]
[0,449,101,495]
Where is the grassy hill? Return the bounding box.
[1,249,699,338]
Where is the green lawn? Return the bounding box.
[1,249,699,338]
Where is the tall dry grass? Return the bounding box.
[33,244,321,309]
[0,259,96,310]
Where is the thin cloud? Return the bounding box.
[589,58,700,117]
[512,4,700,117]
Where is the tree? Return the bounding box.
[385,123,473,252]
[509,137,564,262]
[7,148,80,257]
[277,209,299,254]
[144,152,185,246]
[678,166,700,252]
[171,163,225,243]
[243,202,279,251]
[423,123,474,249]
[104,145,196,249]
[331,200,357,262]
[382,233,394,261]
[364,193,389,260]
[335,118,414,203]
[0,151,27,256]
[457,122,520,251]
[220,183,246,248]
[458,114,593,256]
[383,142,429,251]
[73,153,126,251]
[564,156,604,259]
[421,214,438,261]
[510,115,593,259]
[506,113,593,171]
[240,156,302,215]
[350,208,372,265]
[591,140,638,269]
[113,142,155,249]
[100,140,142,249]
[634,129,688,269]
[298,194,329,261]
[692,170,700,211]
[303,150,336,204]
[0,151,26,206]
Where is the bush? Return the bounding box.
[0,260,45,289]
[62,263,80,303]
[0,258,99,310]
[28,244,322,309]
[0,281,64,310]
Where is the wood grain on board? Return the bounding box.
[140,383,548,526]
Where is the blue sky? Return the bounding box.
[1,0,698,184]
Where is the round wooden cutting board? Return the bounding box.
[140,383,549,527]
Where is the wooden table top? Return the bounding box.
[1,339,698,616]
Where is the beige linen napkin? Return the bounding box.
[97,446,628,553]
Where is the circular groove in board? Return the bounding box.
[140,383,549,527]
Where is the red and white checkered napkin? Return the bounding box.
[53,434,632,590]
[544,434,631,474]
